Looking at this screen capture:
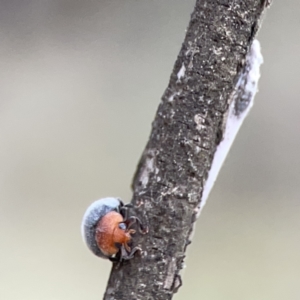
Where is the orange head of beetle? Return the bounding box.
[95,211,136,257]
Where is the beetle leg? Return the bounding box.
[125,216,148,234]
[113,245,143,261]
[120,204,131,220]
[120,204,148,234]
[124,242,131,252]
[124,246,143,260]
[127,228,136,235]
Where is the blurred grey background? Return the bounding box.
[0,1,299,299]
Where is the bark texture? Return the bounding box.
[104,1,271,299]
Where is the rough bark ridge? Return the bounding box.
[104,1,271,299]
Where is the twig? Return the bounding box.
[104,1,271,299]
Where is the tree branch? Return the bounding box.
[104,1,271,299]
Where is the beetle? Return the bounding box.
[81,197,147,261]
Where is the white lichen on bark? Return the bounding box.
[200,39,263,212]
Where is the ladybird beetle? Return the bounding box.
[81,197,147,261]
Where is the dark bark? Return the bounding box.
[104,1,271,299]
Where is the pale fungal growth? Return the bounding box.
[200,39,263,213]
[81,197,147,261]
[139,149,159,188]
[168,93,176,102]
[177,63,186,82]
[168,91,181,102]
[140,157,154,187]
